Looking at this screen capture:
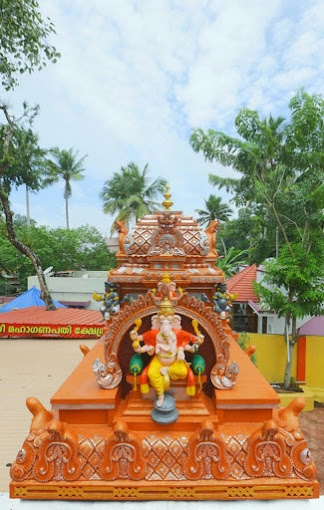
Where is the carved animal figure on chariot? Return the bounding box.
[130,290,204,408]
[204,219,220,257]
[114,220,128,256]
[93,280,120,321]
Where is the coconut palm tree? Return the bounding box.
[195,195,233,227]
[44,148,86,229]
[101,162,167,231]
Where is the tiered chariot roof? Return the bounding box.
[110,203,223,292]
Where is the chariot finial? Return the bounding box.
[162,184,173,210]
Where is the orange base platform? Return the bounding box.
[11,478,319,501]
[9,339,319,500]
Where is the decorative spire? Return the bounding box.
[162,184,173,211]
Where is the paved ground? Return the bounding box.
[0,339,323,496]
[300,406,324,494]
[0,339,97,493]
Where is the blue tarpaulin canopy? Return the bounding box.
[0,287,66,313]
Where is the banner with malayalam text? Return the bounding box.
[0,323,103,339]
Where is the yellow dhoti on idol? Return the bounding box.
[141,356,195,397]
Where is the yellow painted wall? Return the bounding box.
[246,334,297,383]
[305,336,324,387]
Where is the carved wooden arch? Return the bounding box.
[101,292,238,391]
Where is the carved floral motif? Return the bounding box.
[99,421,146,480]
[245,422,292,478]
[184,421,230,480]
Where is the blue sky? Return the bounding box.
[2,0,324,235]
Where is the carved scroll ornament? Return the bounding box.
[184,420,230,480]
[99,421,147,480]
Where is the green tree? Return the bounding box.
[44,148,86,229]
[195,195,233,227]
[0,0,60,309]
[0,0,60,91]
[101,162,167,230]
[217,246,249,278]
[254,242,324,388]
[0,223,116,291]
[0,104,56,309]
[14,125,47,227]
[190,89,324,388]
[218,206,278,264]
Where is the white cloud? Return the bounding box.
[4,0,324,236]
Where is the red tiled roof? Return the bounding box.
[0,306,101,325]
[227,264,258,302]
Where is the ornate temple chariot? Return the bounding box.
[9,190,318,500]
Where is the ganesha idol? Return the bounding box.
[130,296,204,408]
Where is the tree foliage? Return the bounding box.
[195,194,233,227]
[0,0,60,309]
[190,89,324,388]
[0,0,60,91]
[0,104,57,308]
[101,162,167,230]
[43,147,86,229]
[0,221,116,291]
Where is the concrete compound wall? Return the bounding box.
[305,336,324,388]
[246,333,324,388]
[247,333,297,383]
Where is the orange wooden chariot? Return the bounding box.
[9,190,319,500]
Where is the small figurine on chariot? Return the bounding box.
[212,281,237,319]
[152,272,183,303]
[93,280,120,321]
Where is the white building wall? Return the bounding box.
[257,313,312,335]
[28,271,108,310]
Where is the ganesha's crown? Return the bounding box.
[157,297,174,316]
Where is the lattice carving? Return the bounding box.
[142,434,188,480]
[123,213,210,258]
[99,421,146,480]
[12,483,315,500]
[184,421,230,480]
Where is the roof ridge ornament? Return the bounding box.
[162,184,173,211]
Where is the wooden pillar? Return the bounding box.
[297,336,306,384]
